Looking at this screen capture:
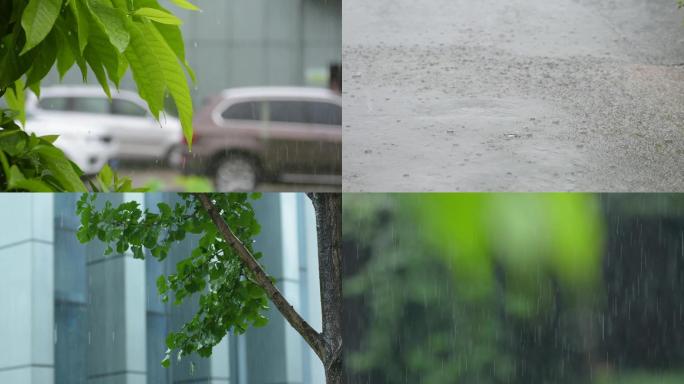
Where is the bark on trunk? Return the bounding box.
[309,193,343,384]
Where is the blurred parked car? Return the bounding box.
[25,86,183,174]
[182,87,342,191]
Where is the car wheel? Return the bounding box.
[214,155,258,191]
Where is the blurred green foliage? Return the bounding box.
[345,194,684,384]
[411,194,604,306]
[344,194,605,384]
[597,371,684,384]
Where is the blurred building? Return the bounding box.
[45,0,342,105]
[0,193,324,384]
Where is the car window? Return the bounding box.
[307,102,341,126]
[71,97,110,115]
[267,101,307,124]
[38,97,69,111]
[222,102,261,120]
[112,99,147,117]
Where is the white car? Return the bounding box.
[25,86,183,174]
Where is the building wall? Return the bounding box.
[0,194,323,384]
[44,0,342,106]
[0,195,54,384]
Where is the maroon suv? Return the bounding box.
[181,87,342,191]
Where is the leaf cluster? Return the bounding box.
[1,0,197,145]
[0,0,198,191]
[75,193,270,366]
[0,108,87,191]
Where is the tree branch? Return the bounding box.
[194,193,326,362]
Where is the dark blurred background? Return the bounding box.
[343,194,684,384]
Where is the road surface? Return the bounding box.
[343,0,684,191]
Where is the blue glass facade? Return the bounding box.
[0,193,323,384]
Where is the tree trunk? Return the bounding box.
[309,193,343,384]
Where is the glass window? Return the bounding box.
[38,97,69,111]
[267,100,307,124]
[222,102,261,120]
[71,97,110,115]
[54,194,88,384]
[112,99,147,117]
[307,102,341,126]
[147,313,170,384]
[55,302,88,384]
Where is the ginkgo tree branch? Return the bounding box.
[195,193,326,362]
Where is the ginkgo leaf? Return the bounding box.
[134,8,183,25]
[20,0,63,55]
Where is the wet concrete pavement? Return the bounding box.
[343,0,684,191]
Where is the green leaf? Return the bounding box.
[0,110,19,125]
[154,24,196,83]
[29,80,42,99]
[169,0,200,11]
[21,0,63,55]
[55,29,76,79]
[84,46,112,98]
[124,20,165,118]
[54,17,89,81]
[98,163,114,187]
[5,79,26,126]
[134,8,183,25]
[87,0,130,53]
[252,315,268,328]
[39,135,59,143]
[141,22,194,148]
[69,0,90,54]
[0,35,36,89]
[33,144,88,191]
[12,179,54,192]
[81,1,124,86]
[26,31,59,88]
[6,164,53,192]
[157,275,168,294]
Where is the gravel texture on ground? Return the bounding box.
[343,0,684,192]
